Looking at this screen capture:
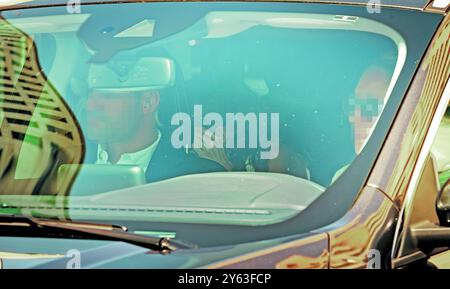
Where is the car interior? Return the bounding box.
[0,9,406,189]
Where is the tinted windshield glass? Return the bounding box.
[0,2,442,245]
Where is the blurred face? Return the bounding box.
[85,90,142,142]
[349,67,389,153]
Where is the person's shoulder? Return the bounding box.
[146,137,227,182]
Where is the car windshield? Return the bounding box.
[0,1,442,245]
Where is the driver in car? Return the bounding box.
[83,55,225,182]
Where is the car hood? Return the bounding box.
[0,233,315,268]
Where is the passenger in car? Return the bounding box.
[332,66,390,183]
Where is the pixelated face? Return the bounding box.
[349,67,389,153]
[85,90,143,142]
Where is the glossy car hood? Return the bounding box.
[0,233,311,268]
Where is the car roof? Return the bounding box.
[0,0,432,11]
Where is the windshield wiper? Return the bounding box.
[0,214,193,253]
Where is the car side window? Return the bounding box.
[408,102,450,226]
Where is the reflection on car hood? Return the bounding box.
[0,172,325,226]
[0,232,313,268]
